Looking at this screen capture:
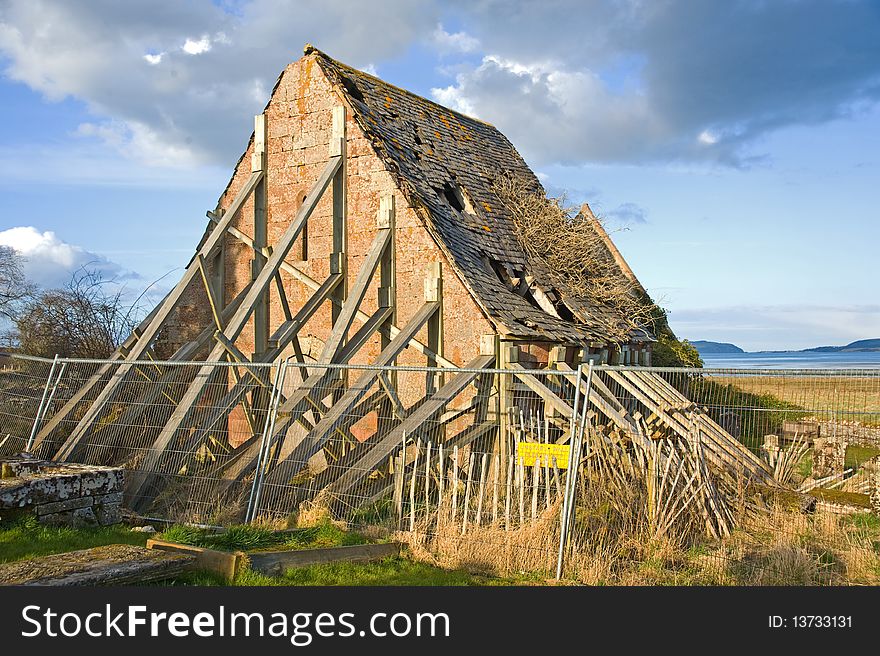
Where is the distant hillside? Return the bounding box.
[803,338,880,353]
[691,340,745,354]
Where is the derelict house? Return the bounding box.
[32,46,746,520]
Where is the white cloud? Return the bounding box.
[0,0,438,170]
[431,23,479,55]
[431,1,880,166]
[0,226,138,289]
[698,130,718,145]
[182,35,212,55]
[432,55,662,165]
[0,0,877,172]
[75,120,205,168]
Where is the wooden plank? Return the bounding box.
[330,105,347,339]
[147,539,245,580]
[209,214,458,369]
[623,370,771,478]
[212,308,393,490]
[30,291,171,450]
[318,223,391,363]
[173,273,343,452]
[607,370,770,481]
[509,363,573,418]
[639,371,771,474]
[267,302,438,473]
[53,287,252,463]
[356,419,496,507]
[248,543,400,577]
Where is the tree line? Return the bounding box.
[0,245,140,358]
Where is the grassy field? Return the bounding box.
[173,558,518,586]
[0,515,149,563]
[0,517,517,586]
[708,374,880,425]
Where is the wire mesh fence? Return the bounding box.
[1,353,879,584]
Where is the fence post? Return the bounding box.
[26,354,62,453]
[556,360,593,580]
[246,357,291,523]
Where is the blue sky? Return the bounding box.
[0,0,878,351]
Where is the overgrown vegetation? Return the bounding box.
[0,246,33,322]
[12,267,141,358]
[651,330,704,368]
[492,174,659,344]
[491,174,701,365]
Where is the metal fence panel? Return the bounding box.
[2,353,879,584]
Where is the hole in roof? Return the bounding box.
[437,181,475,214]
[338,74,365,102]
[483,255,570,321]
[554,299,575,322]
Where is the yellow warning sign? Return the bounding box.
[516,442,570,468]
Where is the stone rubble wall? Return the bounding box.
[811,437,847,480]
[816,421,880,448]
[0,457,124,526]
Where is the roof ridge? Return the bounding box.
[304,43,499,130]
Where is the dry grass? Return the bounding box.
[394,425,880,585]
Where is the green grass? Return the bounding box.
[0,515,149,563]
[171,557,519,586]
[1,517,511,586]
[156,519,367,553]
[845,445,880,470]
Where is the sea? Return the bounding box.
[700,351,880,370]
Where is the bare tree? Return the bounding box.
[0,245,34,321]
[13,266,140,358]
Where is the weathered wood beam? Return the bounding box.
[424,261,443,395]
[54,289,252,462]
[207,214,458,369]
[260,300,439,491]
[252,113,269,360]
[330,105,347,354]
[31,288,171,450]
[168,274,343,457]
[625,370,772,477]
[325,354,495,498]
[125,156,341,507]
[318,211,391,364]
[60,170,265,446]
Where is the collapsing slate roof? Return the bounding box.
[310,45,650,345]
